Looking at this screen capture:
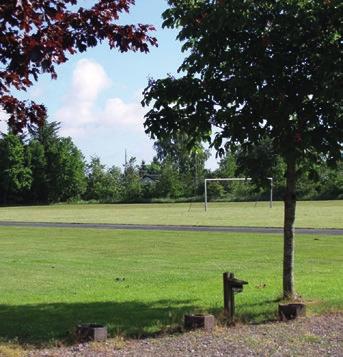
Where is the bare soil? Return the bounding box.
[24,313,343,357]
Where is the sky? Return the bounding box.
[1,0,219,170]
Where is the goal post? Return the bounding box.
[204,177,273,211]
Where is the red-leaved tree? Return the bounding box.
[0,0,157,132]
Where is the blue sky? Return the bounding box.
[1,0,219,170]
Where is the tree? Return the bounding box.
[235,137,286,199]
[0,0,157,132]
[49,137,86,202]
[207,181,225,200]
[154,132,209,196]
[139,160,160,199]
[143,0,342,299]
[216,154,237,179]
[0,133,32,204]
[26,139,47,203]
[27,120,86,203]
[85,157,122,202]
[122,157,141,201]
[316,159,343,199]
[27,120,59,202]
[156,159,184,198]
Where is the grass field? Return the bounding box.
[0,200,342,228]
[0,226,342,345]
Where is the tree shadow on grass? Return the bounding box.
[208,298,280,325]
[237,298,281,323]
[0,299,200,346]
[0,297,282,346]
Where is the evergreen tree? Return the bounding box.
[0,133,31,204]
[28,121,86,203]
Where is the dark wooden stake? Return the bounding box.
[223,272,235,322]
[229,272,235,321]
[223,272,229,314]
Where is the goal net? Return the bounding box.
[204,177,273,211]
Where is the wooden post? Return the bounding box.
[223,272,229,314]
[223,272,235,322]
[228,272,234,322]
[223,272,248,324]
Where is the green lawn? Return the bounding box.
[0,226,342,345]
[0,200,342,228]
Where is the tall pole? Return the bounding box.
[270,178,273,208]
[204,179,208,211]
[124,149,128,175]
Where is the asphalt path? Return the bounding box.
[0,220,342,235]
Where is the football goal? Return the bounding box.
[204,177,273,211]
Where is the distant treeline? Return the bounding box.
[0,121,342,205]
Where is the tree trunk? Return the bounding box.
[283,158,297,299]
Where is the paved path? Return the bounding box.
[0,220,342,235]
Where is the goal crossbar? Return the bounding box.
[204,177,273,211]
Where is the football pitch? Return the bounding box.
[0,200,342,228]
[0,226,342,344]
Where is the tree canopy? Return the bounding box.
[0,0,157,132]
[144,0,342,163]
[143,0,342,298]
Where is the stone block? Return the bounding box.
[184,314,215,331]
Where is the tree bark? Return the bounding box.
[283,157,297,299]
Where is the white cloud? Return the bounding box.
[72,58,111,102]
[53,58,154,168]
[55,58,147,137]
[56,58,111,127]
[103,97,145,127]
